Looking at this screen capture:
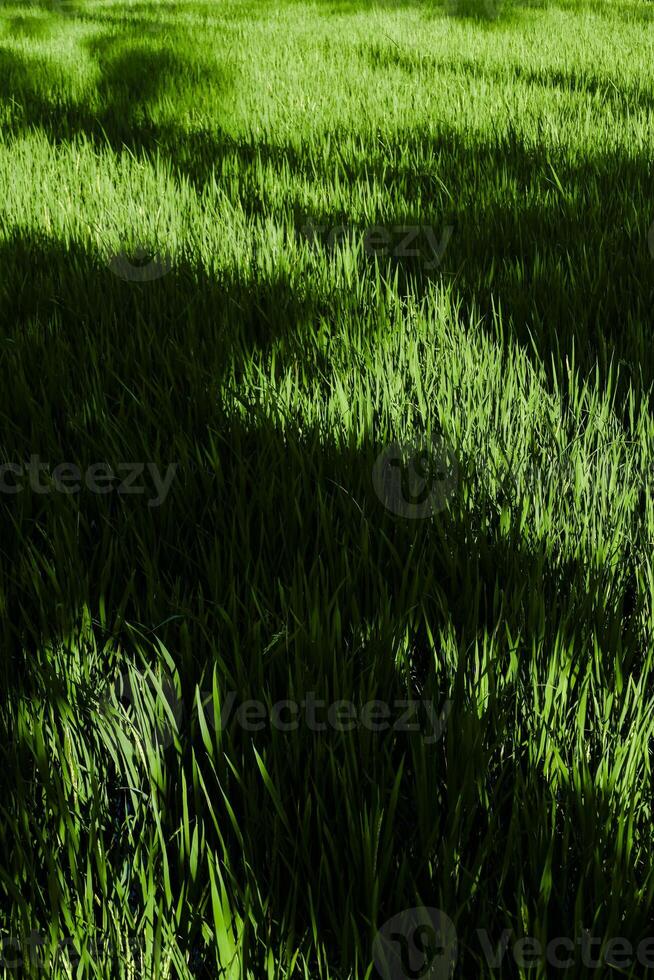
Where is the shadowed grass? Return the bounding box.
[1,0,654,977]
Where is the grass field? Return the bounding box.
[1,0,654,975]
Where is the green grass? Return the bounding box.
[1,0,654,975]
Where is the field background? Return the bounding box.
[1,0,654,976]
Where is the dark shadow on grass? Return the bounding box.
[553,0,654,22]
[309,0,548,21]
[358,40,654,115]
[0,0,651,965]
[285,127,654,401]
[3,13,60,38]
[3,32,653,393]
[300,0,654,23]
[0,230,642,676]
[0,226,649,971]
[0,6,651,971]
[0,37,307,189]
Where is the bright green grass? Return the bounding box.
[1,0,654,976]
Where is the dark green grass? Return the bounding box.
[0,0,654,976]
